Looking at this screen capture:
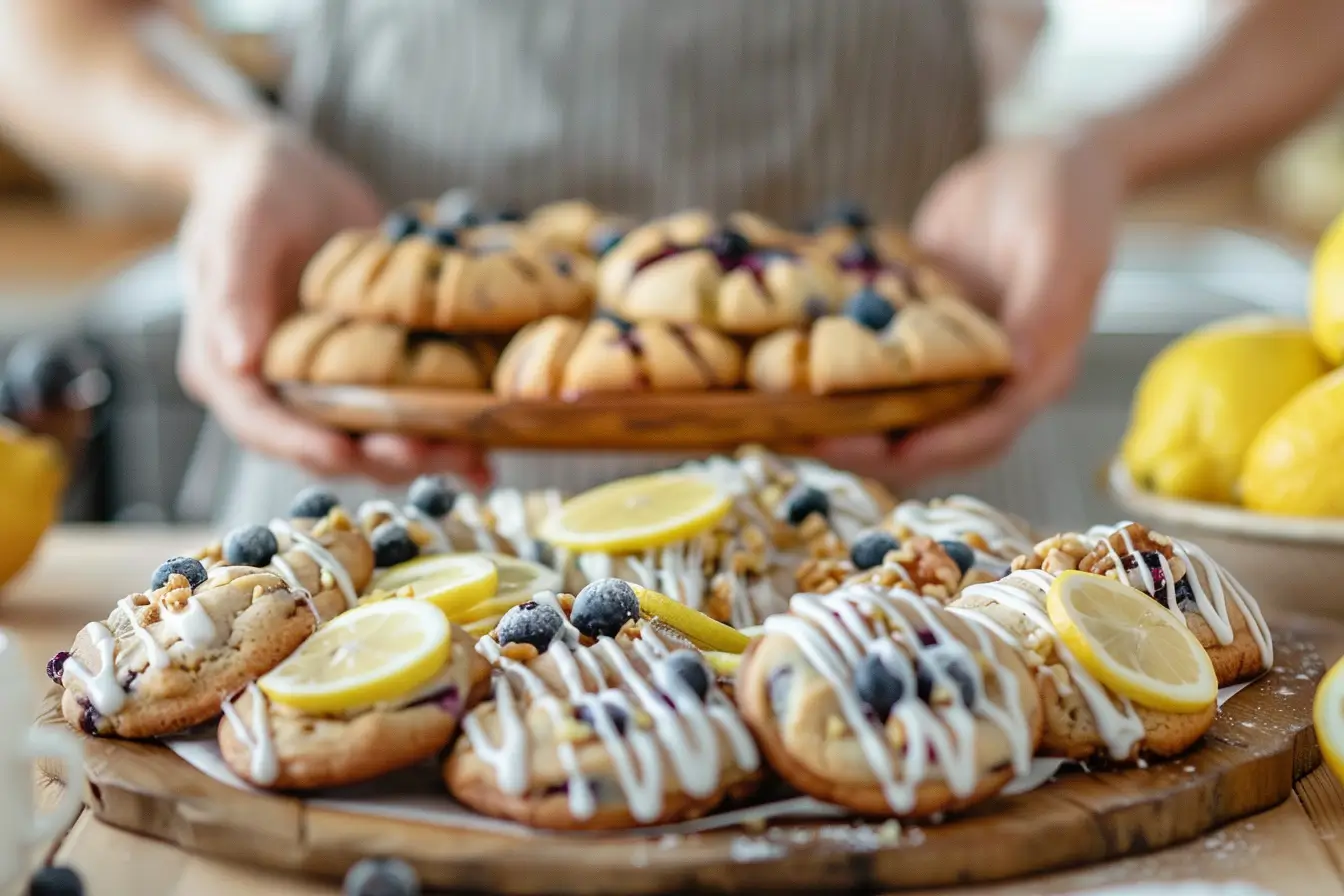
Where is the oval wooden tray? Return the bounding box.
[276,380,994,449]
[41,624,1327,895]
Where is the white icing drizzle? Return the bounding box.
[487,489,541,563]
[1084,522,1274,671]
[891,496,1036,561]
[465,593,759,823]
[59,622,127,716]
[793,460,883,544]
[763,586,1033,813]
[956,569,1147,759]
[453,494,503,553]
[158,595,219,651]
[358,499,450,554]
[268,518,357,611]
[220,684,278,786]
[114,597,170,669]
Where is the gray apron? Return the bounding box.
[193,0,986,529]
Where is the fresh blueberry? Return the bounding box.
[916,647,977,707]
[150,556,207,591]
[371,522,419,568]
[493,207,525,223]
[1174,577,1198,612]
[426,226,459,248]
[838,240,881,271]
[662,650,711,701]
[455,209,483,229]
[938,540,975,577]
[407,474,457,517]
[570,578,640,639]
[3,339,79,413]
[855,653,905,721]
[46,651,69,684]
[288,487,340,519]
[845,288,896,331]
[223,525,279,568]
[781,485,830,526]
[27,865,84,896]
[596,309,635,334]
[824,201,871,230]
[342,856,420,896]
[850,531,901,571]
[1120,550,1169,595]
[381,210,421,243]
[497,601,565,652]
[590,230,625,257]
[576,700,630,736]
[77,700,100,736]
[706,227,751,262]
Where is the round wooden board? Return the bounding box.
[39,623,1331,895]
[275,380,994,449]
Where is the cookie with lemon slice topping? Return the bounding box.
[218,599,491,790]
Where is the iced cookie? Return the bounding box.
[299,208,595,334]
[219,600,491,790]
[445,583,761,829]
[262,311,499,390]
[1010,523,1273,687]
[736,584,1041,818]
[888,496,1038,570]
[493,314,743,399]
[794,532,967,600]
[596,210,838,335]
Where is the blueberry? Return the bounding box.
[838,240,881,271]
[27,865,84,896]
[46,651,69,684]
[493,208,525,223]
[1174,576,1198,612]
[151,556,207,591]
[781,485,830,526]
[596,309,635,334]
[407,474,457,517]
[3,339,79,412]
[570,578,640,639]
[381,210,421,243]
[706,227,751,262]
[455,209,483,229]
[371,522,419,569]
[1121,550,1169,595]
[289,487,340,519]
[590,230,625,257]
[426,226,459,248]
[0,380,17,419]
[223,525,279,568]
[850,530,901,571]
[497,601,565,652]
[845,288,896,331]
[824,201,871,230]
[916,647,977,707]
[855,653,905,721]
[78,701,100,736]
[342,856,420,896]
[662,650,710,701]
[576,700,629,736]
[939,540,975,577]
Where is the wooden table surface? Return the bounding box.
[6,525,1344,896]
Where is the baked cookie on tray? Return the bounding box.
[445,582,761,830]
[736,583,1041,818]
[596,210,838,335]
[218,599,491,790]
[263,311,498,390]
[299,208,595,333]
[493,313,743,399]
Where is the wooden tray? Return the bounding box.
[276,380,994,449]
[40,623,1331,895]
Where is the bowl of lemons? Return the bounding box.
[0,418,64,594]
[1110,209,1344,618]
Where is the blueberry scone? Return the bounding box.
[263,311,498,390]
[219,600,491,790]
[596,210,838,335]
[493,314,743,398]
[445,581,761,830]
[737,584,1042,818]
[299,209,595,334]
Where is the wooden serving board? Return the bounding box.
[276,380,994,449]
[38,623,1333,895]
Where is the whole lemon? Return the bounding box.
[1121,316,1327,503]
[0,419,65,591]
[1311,207,1344,366]
[1241,365,1344,516]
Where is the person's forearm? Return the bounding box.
[0,0,259,196]
[1084,0,1344,194]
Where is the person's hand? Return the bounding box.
[177,121,492,487]
[819,132,1124,484]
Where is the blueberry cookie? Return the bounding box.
[493,314,743,399]
[299,209,595,334]
[218,623,491,790]
[596,210,838,335]
[445,586,761,830]
[1010,523,1273,687]
[262,311,498,390]
[736,584,1042,817]
[951,568,1217,761]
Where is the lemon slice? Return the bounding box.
[1314,657,1344,785]
[369,553,500,619]
[542,473,730,554]
[631,585,749,654]
[1047,571,1217,713]
[259,598,451,714]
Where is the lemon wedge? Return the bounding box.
[1314,656,1344,785]
[369,553,500,619]
[542,473,730,554]
[258,599,451,714]
[1047,571,1217,713]
[631,585,749,653]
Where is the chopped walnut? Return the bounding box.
[555,717,595,744]
[156,574,194,612]
[1078,523,1185,581]
[884,715,907,750]
[197,542,224,566]
[312,507,354,537]
[825,715,849,740]
[1010,533,1089,573]
[500,642,539,662]
[705,578,735,624]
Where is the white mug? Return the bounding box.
[0,629,84,889]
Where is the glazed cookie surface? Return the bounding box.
[736,584,1042,818]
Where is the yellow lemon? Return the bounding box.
[1311,208,1344,365]
[542,473,730,554]
[1047,571,1217,713]
[259,598,451,714]
[367,553,500,619]
[1121,315,1327,503]
[1240,365,1344,516]
[0,420,64,591]
[631,585,750,653]
[1313,655,1344,786]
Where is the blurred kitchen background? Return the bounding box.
[1,0,1341,530]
